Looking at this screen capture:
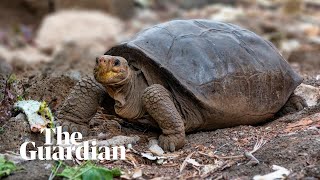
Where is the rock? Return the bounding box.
[253,165,290,180]
[11,47,50,63]
[0,113,45,152]
[294,83,320,107]
[97,132,110,140]
[148,139,164,156]
[131,168,143,179]
[281,40,301,52]
[0,46,11,62]
[256,0,279,8]
[300,23,320,37]
[148,138,158,147]
[279,39,301,59]
[0,45,50,63]
[183,4,244,22]
[308,37,320,44]
[35,10,124,52]
[97,135,140,147]
[209,5,244,22]
[141,152,157,160]
[0,153,28,164]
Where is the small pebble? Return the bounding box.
[149,144,164,156]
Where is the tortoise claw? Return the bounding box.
[159,133,185,152]
[54,120,89,136]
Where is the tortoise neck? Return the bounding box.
[104,70,133,103]
[104,71,146,119]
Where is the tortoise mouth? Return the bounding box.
[94,64,119,85]
[93,56,130,85]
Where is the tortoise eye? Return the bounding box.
[114,59,120,66]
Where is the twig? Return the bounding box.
[180,152,194,173]
[199,138,267,161]
[198,151,243,159]
[193,165,201,175]
[213,143,230,154]
[48,161,63,180]
[162,163,178,167]
[244,152,259,165]
[123,159,136,167]
[250,138,267,154]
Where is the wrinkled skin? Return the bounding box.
[93,55,186,151]
[55,55,306,152]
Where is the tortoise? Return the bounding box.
[56,20,306,151]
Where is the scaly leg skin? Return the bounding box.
[277,93,307,116]
[55,76,106,136]
[142,84,186,152]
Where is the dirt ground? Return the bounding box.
[0,1,320,179]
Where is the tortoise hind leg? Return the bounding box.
[276,93,307,116]
[55,76,106,136]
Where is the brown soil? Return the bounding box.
[1,50,320,180]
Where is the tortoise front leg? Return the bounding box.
[142,84,186,152]
[55,76,106,136]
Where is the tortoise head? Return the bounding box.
[94,55,131,85]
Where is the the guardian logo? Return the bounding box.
[19,126,126,160]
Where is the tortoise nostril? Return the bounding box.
[97,58,105,64]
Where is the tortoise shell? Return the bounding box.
[106,19,302,119]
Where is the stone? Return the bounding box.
[294,83,320,107]
[35,10,124,52]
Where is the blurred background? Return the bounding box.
[0,0,320,121]
[0,0,319,64]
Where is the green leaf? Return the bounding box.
[0,127,4,134]
[82,166,115,180]
[110,168,121,177]
[37,101,54,128]
[57,161,121,180]
[0,156,18,178]
[7,74,17,85]
[17,95,24,101]
[82,168,106,180]
[58,166,82,180]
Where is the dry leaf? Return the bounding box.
[186,158,201,167]
[132,168,143,179]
